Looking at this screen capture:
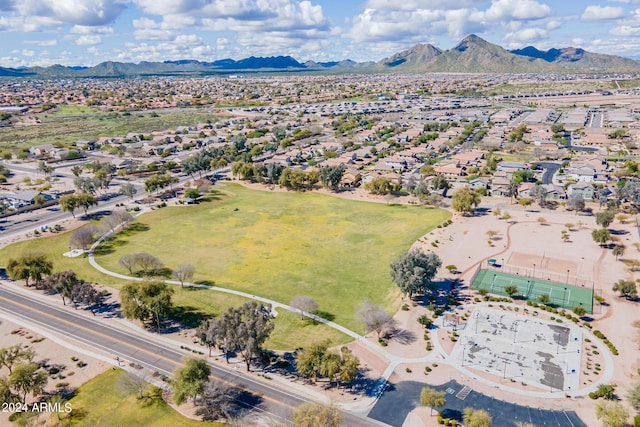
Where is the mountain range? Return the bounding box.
[2,34,639,79]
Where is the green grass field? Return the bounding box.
[0,184,449,348]
[472,269,593,313]
[62,368,223,427]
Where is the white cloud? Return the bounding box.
[75,35,102,45]
[546,20,562,30]
[505,27,548,43]
[581,5,624,20]
[9,0,125,27]
[70,25,114,34]
[133,28,173,40]
[22,39,58,46]
[473,0,552,22]
[364,0,484,9]
[610,25,640,36]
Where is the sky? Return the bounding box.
[2,0,640,67]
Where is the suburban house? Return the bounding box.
[567,165,596,182]
[0,190,48,209]
[29,144,55,157]
[542,184,566,200]
[568,182,595,200]
[468,178,489,190]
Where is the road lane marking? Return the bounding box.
[0,293,298,410]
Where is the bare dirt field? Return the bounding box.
[0,315,110,427]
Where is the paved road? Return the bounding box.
[0,284,379,427]
[369,380,586,427]
[532,161,561,185]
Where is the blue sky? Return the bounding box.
[2,0,640,67]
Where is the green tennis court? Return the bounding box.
[472,269,593,313]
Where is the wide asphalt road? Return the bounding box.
[0,284,379,427]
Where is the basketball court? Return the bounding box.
[450,307,583,393]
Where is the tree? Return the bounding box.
[318,165,345,191]
[390,249,442,298]
[121,281,174,332]
[567,193,585,212]
[119,254,137,275]
[296,340,330,383]
[295,340,359,388]
[118,182,137,200]
[184,188,201,200]
[364,176,394,195]
[573,306,587,316]
[613,279,637,299]
[292,402,342,427]
[118,371,149,400]
[70,281,102,312]
[420,386,446,415]
[235,301,274,371]
[172,357,210,405]
[529,184,547,207]
[200,302,274,371]
[596,210,616,229]
[504,285,518,298]
[10,362,48,404]
[6,252,53,287]
[595,401,629,427]
[172,264,195,288]
[507,180,520,203]
[41,270,82,305]
[612,245,625,261]
[431,175,449,193]
[70,225,97,252]
[71,165,83,177]
[452,187,481,215]
[195,380,238,422]
[101,210,134,235]
[0,345,34,374]
[76,192,97,216]
[0,376,18,405]
[74,176,99,195]
[592,228,611,247]
[463,407,492,427]
[356,300,394,340]
[626,382,640,411]
[59,194,78,217]
[134,252,163,276]
[518,197,533,209]
[290,296,318,319]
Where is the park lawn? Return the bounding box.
[0,184,448,349]
[64,368,224,427]
[51,105,100,115]
[95,183,450,334]
[0,231,351,350]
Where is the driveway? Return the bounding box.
[368,380,586,427]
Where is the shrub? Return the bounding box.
[634,414,640,427]
[405,367,412,373]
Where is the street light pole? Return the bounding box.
[563,287,568,308]
[566,269,570,285]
